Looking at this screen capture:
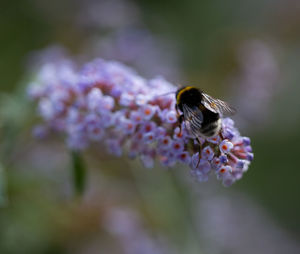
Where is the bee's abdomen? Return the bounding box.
[200,109,221,137]
[200,119,221,137]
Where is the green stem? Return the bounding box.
[71,151,86,197]
[0,163,7,206]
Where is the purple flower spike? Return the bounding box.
[28,57,253,186]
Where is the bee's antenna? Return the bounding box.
[151,90,176,100]
[160,91,177,96]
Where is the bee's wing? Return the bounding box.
[182,104,203,137]
[202,93,236,117]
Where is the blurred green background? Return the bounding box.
[1,0,300,253]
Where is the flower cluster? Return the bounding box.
[28,58,253,186]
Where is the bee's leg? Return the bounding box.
[176,105,184,135]
[175,104,179,114]
[178,114,184,134]
[219,129,224,140]
[196,137,202,168]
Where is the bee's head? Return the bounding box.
[176,86,203,106]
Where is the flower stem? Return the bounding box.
[71,151,86,197]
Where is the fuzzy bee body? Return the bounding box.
[175,86,235,139]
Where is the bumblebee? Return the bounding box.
[175,86,235,140]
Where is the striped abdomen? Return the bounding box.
[184,105,221,138]
[199,107,221,137]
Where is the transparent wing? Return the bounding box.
[182,104,203,137]
[201,93,236,116]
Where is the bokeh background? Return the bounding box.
[1,0,300,253]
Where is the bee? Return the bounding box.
[175,86,236,142]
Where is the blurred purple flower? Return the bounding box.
[28,58,253,186]
[104,208,175,254]
[91,28,182,80]
[76,0,142,30]
[232,40,279,130]
[32,0,182,81]
[196,193,300,254]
